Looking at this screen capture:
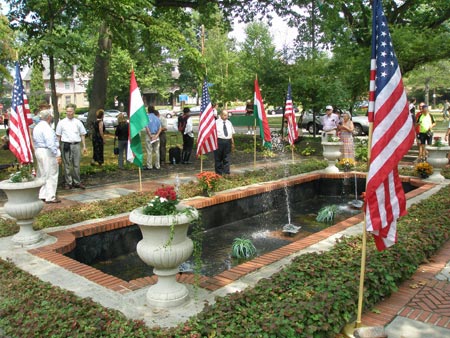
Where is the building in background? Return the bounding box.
[22,59,89,110]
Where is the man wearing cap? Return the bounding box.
[32,109,62,203]
[416,104,435,161]
[321,105,340,142]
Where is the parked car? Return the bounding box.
[77,111,119,129]
[77,112,88,125]
[104,109,122,118]
[267,106,299,115]
[158,109,174,118]
[298,109,369,136]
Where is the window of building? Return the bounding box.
[65,96,71,105]
[65,81,70,89]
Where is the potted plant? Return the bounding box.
[337,158,356,172]
[322,135,343,173]
[196,171,221,196]
[425,136,450,181]
[129,185,199,308]
[414,162,433,179]
[0,164,45,245]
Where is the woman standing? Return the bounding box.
[115,113,129,169]
[338,112,355,160]
[91,109,105,166]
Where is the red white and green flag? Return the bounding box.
[127,70,149,167]
[254,78,271,148]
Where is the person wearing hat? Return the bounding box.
[32,109,62,203]
[321,105,340,142]
[416,104,435,162]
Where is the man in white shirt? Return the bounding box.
[55,104,87,189]
[321,105,339,142]
[33,109,61,203]
[214,110,235,175]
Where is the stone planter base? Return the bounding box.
[129,204,199,308]
[0,179,45,246]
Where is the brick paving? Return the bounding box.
[361,240,450,329]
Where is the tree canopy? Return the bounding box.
[2,0,449,114]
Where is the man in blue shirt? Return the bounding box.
[33,109,62,203]
[145,106,162,169]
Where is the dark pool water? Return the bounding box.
[91,196,361,280]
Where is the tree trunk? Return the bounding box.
[49,55,59,126]
[89,21,112,131]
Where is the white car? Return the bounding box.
[77,111,119,129]
[158,109,174,118]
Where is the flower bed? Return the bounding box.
[0,185,448,337]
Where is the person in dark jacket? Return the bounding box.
[115,113,129,169]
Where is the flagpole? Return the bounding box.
[253,118,257,167]
[345,1,376,334]
[200,24,206,173]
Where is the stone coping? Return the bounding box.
[28,173,433,294]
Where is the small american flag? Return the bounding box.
[9,61,33,164]
[284,83,298,145]
[196,79,217,156]
[365,0,415,251]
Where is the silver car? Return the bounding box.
[77,111,119,129]
[298,109,369,136]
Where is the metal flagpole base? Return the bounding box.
[342,322,386,338]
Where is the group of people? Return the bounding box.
[175,106,235,175]
[321,105,355,160]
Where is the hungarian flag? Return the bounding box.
[127,70,149,167]
[365,0,415,251]
[196,79,217,156]
[284,83,298,146]
[9,61,33,164]
[254,78,271,148]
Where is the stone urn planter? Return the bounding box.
[322,141,343,173]
[129,204,199,308]
[425,145,450,182]
[0,178,45,245]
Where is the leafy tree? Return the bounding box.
[6,0,86,124]
[237,22,288,106]
[404,60,450,106]
[28,64,46,112]
[0,14,15,97]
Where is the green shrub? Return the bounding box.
[0,185,448,337]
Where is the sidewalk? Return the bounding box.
[1,158,450,336]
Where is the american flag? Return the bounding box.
[9,61,33,164]
[284,83,298,145]
[365,0,415,251]
[196,79,217,156]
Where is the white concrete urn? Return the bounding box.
[129,204,199,308]
[0,178,45,245]
[322,141,343,173]
[425,145,450,182]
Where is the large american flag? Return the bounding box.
[196,79,217,156]
[9,61,33,164]
[365,0,415,251]
[284,83,298,145]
